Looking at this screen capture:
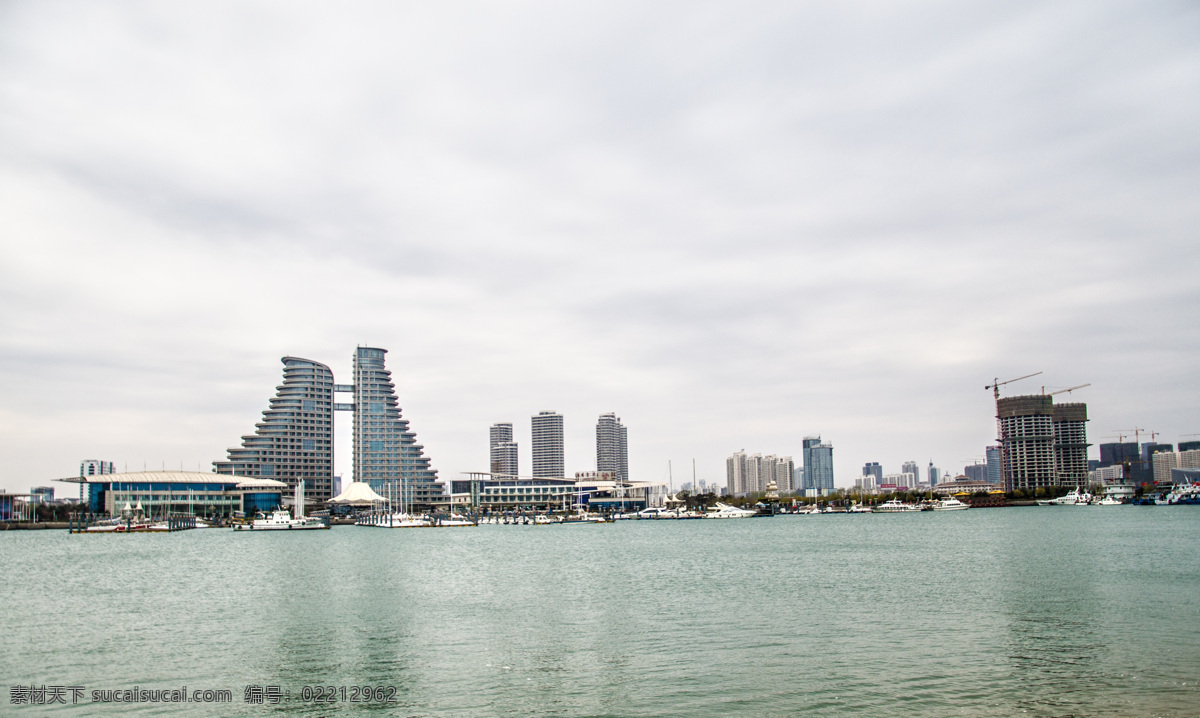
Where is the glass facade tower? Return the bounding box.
[352,347,444,507]
[214,356,335,504]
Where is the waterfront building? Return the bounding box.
[351,347,445,508]
[596,413,629,483]
[863,462,882,484]
[452,471,663,513]
[1152,449,1200,484]
[774,455,795,493]
[58,471,286,518]
[531,411,565,478]
[805,439,834,492]
[79,459,114,501]
[998,395,1056,493]
[800,437,821,489]
[0,492,15,521]
[928,463,940,486]
[1152,451,1178,484]
[489,422,518,478]
[29,486,54,504]
[214,356,335,504]
[932,476,1002,496]
[883,472,916,489]
[985,446,1001,485]
[727,451,793,495]
[1142,442,1173,470]
[727,450,748,495]
[1052,402,1090,489]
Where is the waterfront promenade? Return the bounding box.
[1,508,1197,716]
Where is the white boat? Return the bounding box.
[872,499,921,513]
[848,503,873,513]
[234,509,329,531]
[1096,495,1123,506]
[435,514,476,527]
[703,502,757,519]
[929,498,970,511]
[1047,489,1091,506]
[636,507,679,519]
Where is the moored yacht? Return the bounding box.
[872,499,921,513]
[929,497,970,511]
[234,509,329,531]
[703,502,757,519]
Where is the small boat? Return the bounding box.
[929,497,970,511]
[1096,495,1123,506]
[233,509,330,530]
[703,502,757,519]
[872,499,921,513]
[435,514,476,527]
[848,503,873,513]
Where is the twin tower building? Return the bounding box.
[213,347,443,507]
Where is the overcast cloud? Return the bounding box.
[1,1,1198,493]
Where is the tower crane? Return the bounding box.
[985,371,1042,493]
[1046,383,1090,396]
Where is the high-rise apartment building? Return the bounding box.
[531,411,564,478]
[901,461,919,482]
[215,356,335,503]
[727,450,748,495]
[596,413,629,483]
[928,462,940,486]
[728,451,794,495]
[489,422,518,478]
[1179,441,1200,453]
[1052,402,1089,489]
[350,347,444,506]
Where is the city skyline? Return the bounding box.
[1,3,1198,493]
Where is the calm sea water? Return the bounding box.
[2,508,1198,716]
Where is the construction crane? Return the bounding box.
[985,372,1042,493]
[1046,383,1090,396]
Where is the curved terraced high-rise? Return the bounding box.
[214,356,335,503]
[352,347,444,507]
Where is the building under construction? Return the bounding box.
[998,395,1090,492]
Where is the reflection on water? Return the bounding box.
[0,509,1197,716]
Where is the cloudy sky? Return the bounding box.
[1,1,1197,494]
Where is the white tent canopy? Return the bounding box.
[328,481,386,506]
